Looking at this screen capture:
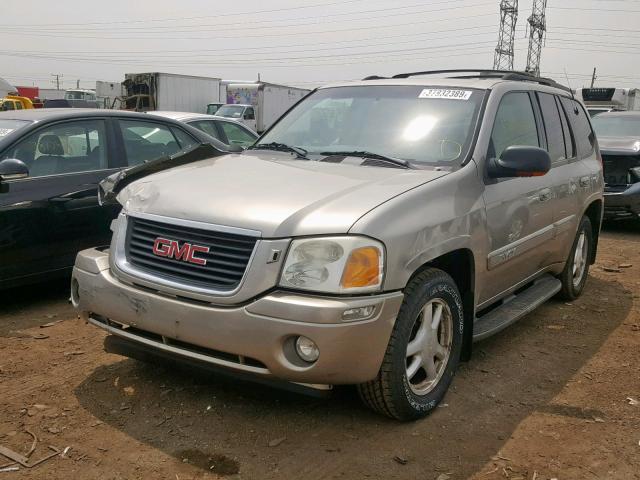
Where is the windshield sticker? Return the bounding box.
[418,89,472,100]
[0,128,15,136]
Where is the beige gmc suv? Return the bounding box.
[72,70,604,420]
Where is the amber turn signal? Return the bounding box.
[340,246,381,289]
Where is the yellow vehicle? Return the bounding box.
[0,95,34,111]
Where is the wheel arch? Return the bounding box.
[406,248,476,362]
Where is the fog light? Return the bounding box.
[342,305,375,322]
[295,336,319,363]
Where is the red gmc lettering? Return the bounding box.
[152,237,210,265]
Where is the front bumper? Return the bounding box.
[604,184,640,220]
[72,248,404,385]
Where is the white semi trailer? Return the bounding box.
[217,82,310,133]
[120,73,222,113]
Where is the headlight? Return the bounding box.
[280,236,384,294]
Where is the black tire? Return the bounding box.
[357,268,464,421]
[558,215,593,300]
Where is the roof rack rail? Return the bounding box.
[362,69,571,93]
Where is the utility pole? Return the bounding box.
[76,79,80,89]
[525,0,548,77]
[493,0,519,70]
[590,67,597,88]
[51,73,63,90]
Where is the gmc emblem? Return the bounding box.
[152,237,210,266]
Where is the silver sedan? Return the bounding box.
[147,111,258,149]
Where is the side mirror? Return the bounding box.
[0,158,29,181]
[488,146,551,179]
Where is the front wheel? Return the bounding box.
[357,268,464,421]
[558,215,593,300]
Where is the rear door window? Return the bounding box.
[119,120,192,166]
[555,96,576,159]
[537,92,566,164]
[560,97,595,159]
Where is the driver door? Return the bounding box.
[0,118,119,286]
[480,91,555,304]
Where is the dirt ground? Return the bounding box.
[1,225,639,480]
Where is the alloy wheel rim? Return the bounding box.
[405,299,453,396]
[572,231,588,288]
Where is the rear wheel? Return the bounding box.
[558,215,593,300]
[357,268,464,421]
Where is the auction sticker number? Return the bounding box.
[418,89,472,100]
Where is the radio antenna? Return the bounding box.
[563,68,575,100]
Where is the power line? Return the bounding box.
[0,43,496,69]
[0,41,497,65]
[0,0,492,33]
[0,0,372,27]
[0,12,498,41]
[0,25,495,57]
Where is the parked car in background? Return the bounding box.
[214,104,257,131]
[44,99,93,109]
[72,70,603,420]
[206,102,224,115]
[591,111,640,221]
[1,95,34,111]
[0,108,234,289]
[65,89,100,109]
[148,111,258,149]
[587,107,616,118]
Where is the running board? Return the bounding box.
[473,274,561,342]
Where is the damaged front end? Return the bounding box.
[600,138,640,220]
[98,143,224,206]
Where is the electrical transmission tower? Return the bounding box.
[525,0,548,77]
[493,0,519,70]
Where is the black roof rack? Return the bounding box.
[361,69,571,93]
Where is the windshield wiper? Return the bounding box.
[249,142,309,159]
[319,150,411,169]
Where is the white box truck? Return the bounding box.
[120,73,222,113]
[576,87,640,116]
[217,82,310,133]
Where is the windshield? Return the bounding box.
[259,85,484,166]
[216,105,245,119]
[0,119,31,137]
[592,115,640,137]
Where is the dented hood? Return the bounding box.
[116,151,448,237]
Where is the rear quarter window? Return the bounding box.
[560,97,595,159]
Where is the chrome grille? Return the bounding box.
[125,216,257,291]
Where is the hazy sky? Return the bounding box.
[2,0,639,90]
